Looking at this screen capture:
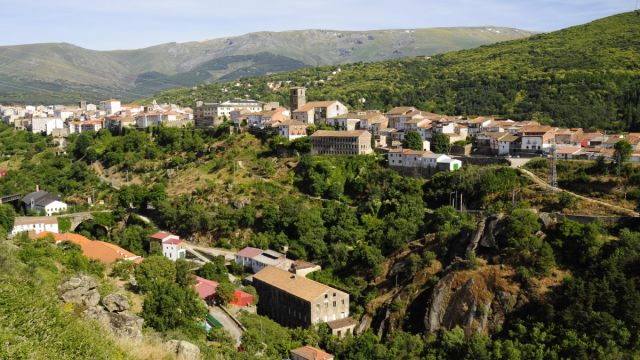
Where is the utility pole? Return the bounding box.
[618,152,622,177]
[512,189,519,208]
[549,140,558,190]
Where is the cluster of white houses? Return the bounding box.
[192,87,640,165]
[4,89,639,169]
[0,99,194,146]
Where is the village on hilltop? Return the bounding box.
[3,87,638,179]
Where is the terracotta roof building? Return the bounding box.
[149,231,186,261]
[310,130,373,155]
[290,346,334,360]
[194,276,254,307]
[37,232,142,264]
[252,266,350,328]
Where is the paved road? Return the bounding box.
[184,244,238,282]
[209,306,243,346]
[187,243,236,262]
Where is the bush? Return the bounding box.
[111,260,135,280]
[134,256,177,292]
[142,282,207,332]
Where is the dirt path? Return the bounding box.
[517,167,639,217]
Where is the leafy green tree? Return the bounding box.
[57,217,72,233]
[134,255,176,292]
[503,208,555,275]
[402,130,423,151]
[429,206,476,255]
[216,282,236,305]
[0,204,16,235]
[117,185,146,209]
[385,331,425,360]
[141,282,206,331]
[197,257,230,284]
[431,132,451,153]
[614,140,632,174]
[114,225,151,255]
[557,220,605,266]
[73,132,94,160]
[240,313,298,358]
[149,241,163,256]
[175,259,196,288]
[110,260,135,280]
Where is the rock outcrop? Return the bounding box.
[102,293,130,313]
[165,340,201,360]
[58,276,100,307]
[59,276,143,339]
[83,306,144,339]
[424,265,519,337]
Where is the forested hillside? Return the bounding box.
[0,27,531,103]
[155,12,640,131]
[2,120,640,358]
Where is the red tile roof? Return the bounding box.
[150,231,173,241]
[195,276,219,300]
[37,232,142,264]
[194,276,253,306]
[290,346,334,360]
[236,247,264,259]
[164,239,184,245]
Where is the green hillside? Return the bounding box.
[0,27,532,104]
[155,12,640,131]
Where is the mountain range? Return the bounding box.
[152,11,640,131]
[0,27,533,103]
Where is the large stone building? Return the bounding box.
[194,99,263,128]
[310,130,373,155]
[292,101,348,125]
[252,266,350,328]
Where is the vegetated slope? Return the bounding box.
[77,127,640,358]
[155,11,640,131]
[0,241,132,359]
[0,27,532,103]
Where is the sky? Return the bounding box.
[0,0,635,50]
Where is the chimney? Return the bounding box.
[36,184,40,192]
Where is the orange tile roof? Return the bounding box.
[290,346,334,360]
[386,106,417,116]
[253,266,335,302]
[37,232,142,264]
[294,101,339,112]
